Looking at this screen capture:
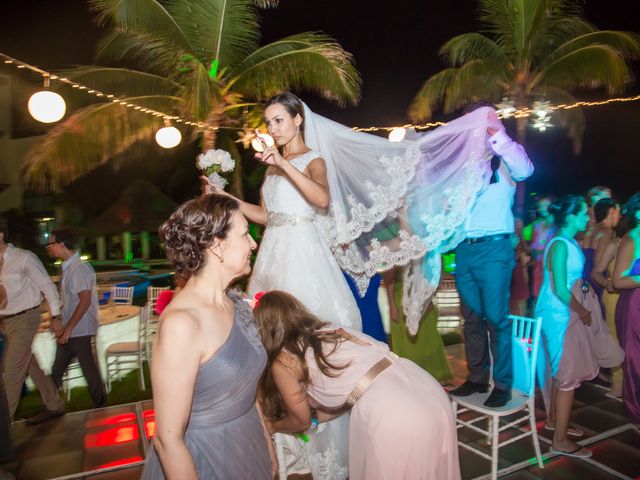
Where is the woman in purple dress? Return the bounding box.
[613,192,640,426]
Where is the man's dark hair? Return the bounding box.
[52,227,78,250]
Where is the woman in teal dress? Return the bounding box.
[383,268,453,383]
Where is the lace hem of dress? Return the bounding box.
[307,441,349,480]
[317,143,421,246]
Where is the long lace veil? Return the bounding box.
[302,103,497,333]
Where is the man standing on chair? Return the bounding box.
[46,228,106,409]
[0,217,65,424]
[450,106,534,408]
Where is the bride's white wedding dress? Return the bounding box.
[249,150,361,331]
[248,150,359,480]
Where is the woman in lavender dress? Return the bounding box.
[141,195,273,479]
[613,192,640,426]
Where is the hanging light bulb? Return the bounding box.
[28,76,66,123]
[388,127,407,142]
[251,133,275,152]
[155,119,182,148]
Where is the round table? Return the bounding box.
[30,305,141,390]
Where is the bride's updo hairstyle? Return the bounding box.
[548,195,586,228]
[160,194,239,276]
[265,92,305,136]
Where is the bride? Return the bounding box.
[207,92,503,477]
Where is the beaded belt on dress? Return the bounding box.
[267,212,315,227]
[345,352,398,407]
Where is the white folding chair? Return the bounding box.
[451,315,544,479]
[105,304,149,392]
[110,285,134,305]
[147,286,170,314]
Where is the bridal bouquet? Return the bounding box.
[197,148,236,189]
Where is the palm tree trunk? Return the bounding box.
[514,116,528,222]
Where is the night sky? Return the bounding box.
[1,0,639,202]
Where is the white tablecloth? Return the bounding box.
[30,305,141,390]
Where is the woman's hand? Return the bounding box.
[606,277,617,294]
[200,176,228,196]
[255,146,285,168]
[579,310,592,326]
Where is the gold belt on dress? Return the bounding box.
[345,352,398,407]
[266,212,315,227]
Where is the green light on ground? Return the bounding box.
[209,59,219,78]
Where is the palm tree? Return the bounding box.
[409,0,640,213]
[24,0,361,197]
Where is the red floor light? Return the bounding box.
[84,425,140,448]
[145,420,156,439]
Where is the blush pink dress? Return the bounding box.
[305,327,460,480]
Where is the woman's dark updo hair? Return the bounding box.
[594,197,619,223]
[548,194,586,228]
[159,194,239,276]
[265,92,305,136]
[622,192,640,229]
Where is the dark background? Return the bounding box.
[1,0,639,204]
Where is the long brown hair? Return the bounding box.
[253,291,350,421]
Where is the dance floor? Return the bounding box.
[1,347,638,480]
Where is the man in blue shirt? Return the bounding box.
[450,107,534,408]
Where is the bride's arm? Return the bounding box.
[279,157,330,209]
[257,146,329,209]
[201,176,268,225]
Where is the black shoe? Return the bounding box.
[449,380,489,397]
[25,408,65,425]
[483,388,512,408]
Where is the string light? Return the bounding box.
[2,51,640,136]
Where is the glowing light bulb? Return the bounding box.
[155,126,182,148]
[388,127,406,142]
[28,91,66,123]
[251,133,275,152]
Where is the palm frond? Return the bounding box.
[182,62,217,121]
[24,95,184,192]
[409,69,459,121]
[253,0,278,7]
[59,66,182,97]
[95,30,190,78]
[534,44,634,93]
[439,33,509,67]
[539,31,640,69]
[89,0,191,51]
[165,0,260,70]
[228,33,361,106]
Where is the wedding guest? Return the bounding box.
[580,186,612,284]
[585,198,621,302]
[141,194,273,479]
[255,290,460,480]
[613,192,640,426]
[1,360,15,480]
[383,267,452,383]
[510,245,533,316]
[530,196,556,300]
[450,105,534,408]
[592,211,627,399]
[536,195,623,458]
[344,272,386,343]
[0,217,65,423]
[46,228,106,410]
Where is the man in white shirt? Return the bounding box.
[450,107,534,408]
[0,217,65,423]
[46,228,106,409]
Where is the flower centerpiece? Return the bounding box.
[197,148,236,189]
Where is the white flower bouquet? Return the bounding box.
[197,148,236,189]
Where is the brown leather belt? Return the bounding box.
[346,352,398,407]
[0,305,40,320]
